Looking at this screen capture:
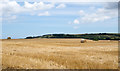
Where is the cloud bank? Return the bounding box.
[56,4,66,8]
[71,2,118,24]
[0,0,66,20]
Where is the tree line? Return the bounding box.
[25,33,120,40]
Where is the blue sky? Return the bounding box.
[1,1,118,39]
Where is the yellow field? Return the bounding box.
[1,39,118,69]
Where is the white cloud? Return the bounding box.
[73,19,79,24]
[81,13,111,23]
[1,0,68,21]
[24,2,34,9]
[38,11,50,16]
[24,2,54,10]
[1,0,118,2]
[0,0,55,21]
[56,4,66,8]
[2,1,22,15]
[72,4,118,24]
[79,10,85,15]
[1,1,21,20]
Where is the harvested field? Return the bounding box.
[1,39,118,69]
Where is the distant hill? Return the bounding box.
[25,33,120,40]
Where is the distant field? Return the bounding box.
[2,39,118,69]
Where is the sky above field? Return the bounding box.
[1,0,118,39]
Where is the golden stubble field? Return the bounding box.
[1,39,118,69]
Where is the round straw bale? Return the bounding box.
[81,39,86,43]
[7,37,11,39]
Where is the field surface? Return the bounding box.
[2,39,118,69]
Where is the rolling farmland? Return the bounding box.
[2,39,118,69]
